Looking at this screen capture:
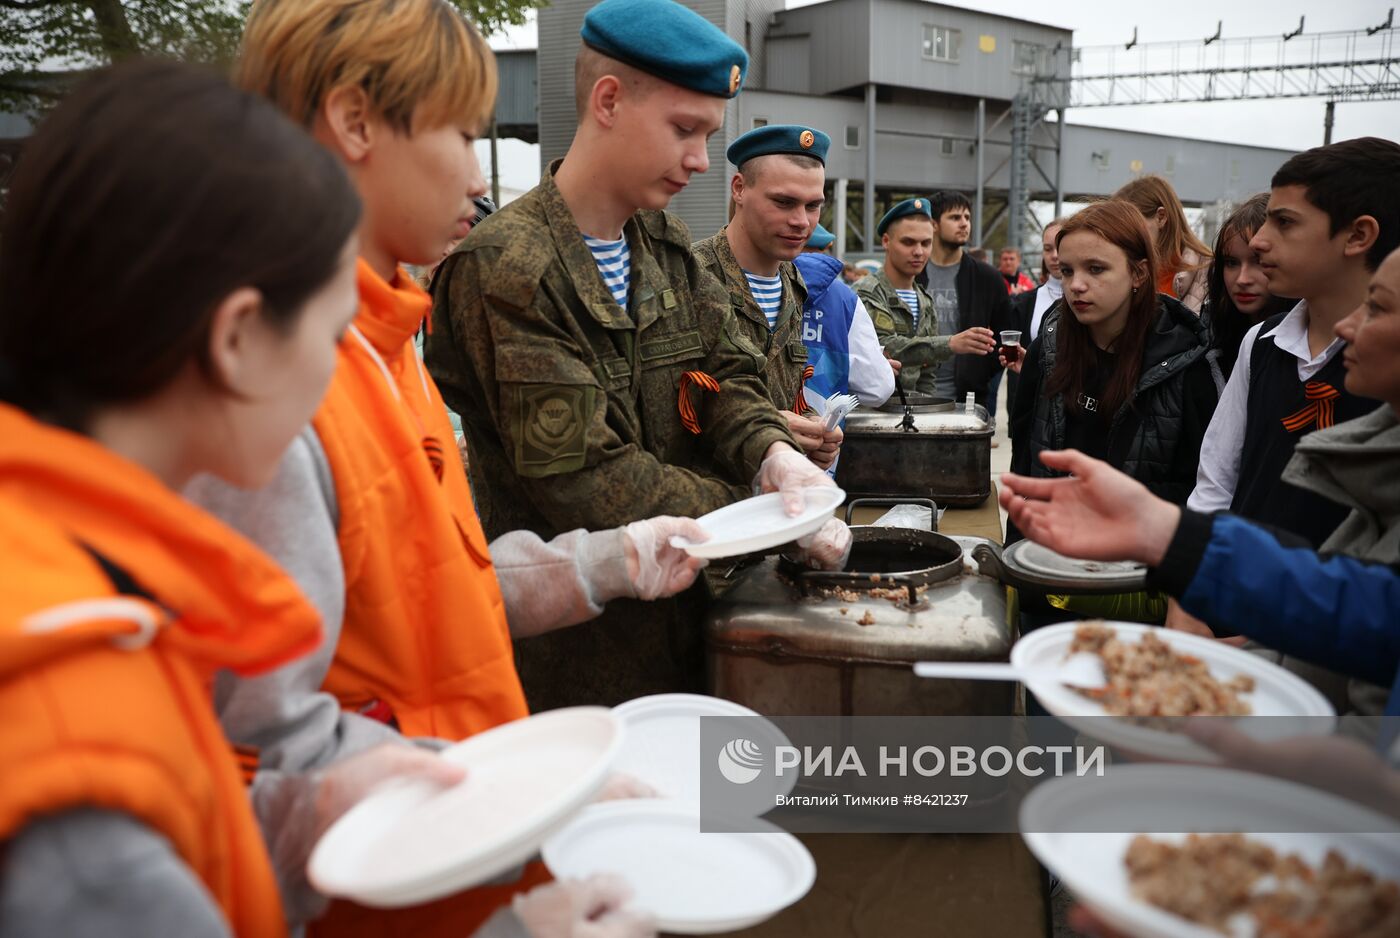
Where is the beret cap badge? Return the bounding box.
[876,196,935,236]
[729,64,742,94]
[726,124,831,167]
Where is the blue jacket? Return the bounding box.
[793,253,854,400]
[1151,510,1400,717]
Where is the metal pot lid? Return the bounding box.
[875,393,947,411]
[777,525,965,600]
[845,402,991,435]
[999,540,1148,591]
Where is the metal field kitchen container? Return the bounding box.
[705,525,1013,717]
[835,397,993,507]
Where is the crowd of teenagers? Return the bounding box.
[0,0,1397,936]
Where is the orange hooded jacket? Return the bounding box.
[314,260,529,739]
[307,262,546,937]
[0,403,323,937]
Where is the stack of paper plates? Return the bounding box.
[542,694,814,933]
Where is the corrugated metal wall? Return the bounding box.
[869,0,1069,101]
[1058,125,1290,205]
[676,0,733,239]
[494,50,538,138]
[536,1,586,169]
[728,0,785,91]
[766,1,872,97]
[765,36,810,94]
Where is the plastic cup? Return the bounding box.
[999,330,1023,364]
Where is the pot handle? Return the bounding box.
[844,497,939,529]
[972,541,1013,584]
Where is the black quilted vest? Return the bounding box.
[1026,296,1210,502]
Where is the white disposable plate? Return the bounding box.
[308,707,622,908]
[1014,622,1336,762]
[611,693,796,806]
[1021,765,1400,938]
[670,486,845,559]
[542,801,816,934]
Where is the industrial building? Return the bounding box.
[522,0,1300,259]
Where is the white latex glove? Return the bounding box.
[313,744,465,839]
[623,516,709,600]
[794,517,853,571]
[754,444,839,516]
[513,874,656,938]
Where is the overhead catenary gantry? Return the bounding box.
[997,11,1400,254]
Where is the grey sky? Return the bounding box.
[482,0,1399,191]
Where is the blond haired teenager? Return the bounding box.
[189,1,681,934]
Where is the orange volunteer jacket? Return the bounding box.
[314,260,529,739]
[0,403,323,937]
[308,261,546,937]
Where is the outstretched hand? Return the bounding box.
[998,450,1180,566]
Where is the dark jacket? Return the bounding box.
[1008,287,1036,335]
[1010,295,1219,505]
[1006,287,1038,406]
[949,253,1015,403]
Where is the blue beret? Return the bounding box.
[581,0,748,99]
[727,124,830,168]
[877,197,934,237]
[806,224,835,249]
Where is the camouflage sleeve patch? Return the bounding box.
[512,383,596,478]
[872,308,896,332]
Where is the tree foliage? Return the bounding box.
[0,0,538,114]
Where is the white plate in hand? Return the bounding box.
[308,707,622,908]
[670,487,845,559]
[543,801,816,934]
[611,693,796,806]
[1020,764,1400,938]
[1014,622,1336,762]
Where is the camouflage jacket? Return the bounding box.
[854,267,952,396]
[690,228,810,414]
[424,164,794,709]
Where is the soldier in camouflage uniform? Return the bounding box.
[692,123,843,469]
[858,195,1001,401]
[855,198,952,398]
[857,270,952,398]
[425,0,849,710]
[690,232,808,413]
